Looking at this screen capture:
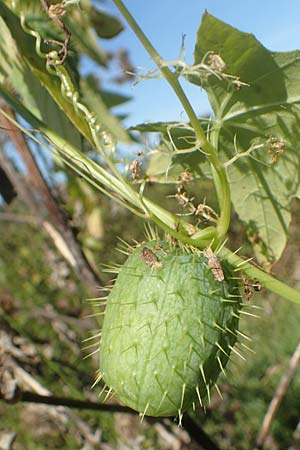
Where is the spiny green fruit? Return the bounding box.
[99,241,241,418]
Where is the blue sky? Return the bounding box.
[96,0,300,127]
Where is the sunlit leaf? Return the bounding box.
[65,8,107,66]
[100,89,131,109]
[192,13,300,265]
[0,1,132,149]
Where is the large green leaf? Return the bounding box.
[65,7,107,67]
[192,13,300,265]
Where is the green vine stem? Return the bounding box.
[16,10,216,246]
[220,247,300,305]
[0,88,215,244]
[2,6,300,305]
[108,2,300,305]
[112,0,231,244]
[1,99,299,304]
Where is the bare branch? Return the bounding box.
[2,389,221,450]
[19,391,136,414]
[255,340,300,450]
[289,419,300,450]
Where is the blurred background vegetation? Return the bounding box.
[1,1,300,449]
[1,173,300,450]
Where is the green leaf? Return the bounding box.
[4,0,108,66]
[0,3,90,145]
[0,16,82,149]
[0,2,133,149]
[100,89,131,109]
[65,9,107,67]
[193,13,300,265]
[90,7,124,39]
[0,16,38,114]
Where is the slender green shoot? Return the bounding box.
[112,0,231,243]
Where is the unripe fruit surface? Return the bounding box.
[100,241,241,417]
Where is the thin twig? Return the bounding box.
[40,0,49,13]
[0,212,39,224]
[255,340,300,450]
[0,343,102,447]
[40,0,71,65]
[289,419,300,450]
[19,391,135,414]
[2,390,221,450]
[182,415,221,450]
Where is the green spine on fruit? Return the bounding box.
[99,241,241,417]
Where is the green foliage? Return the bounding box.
[130,121,211,182]
[192,13,300,266]
[0,1,130,146]
[89,6,124,39]
[0,2,89,143]
[81,76,130,144]
[194,289,300,450]
[0,196,145,448]
[1,1,300,448]
[130,13,300,268]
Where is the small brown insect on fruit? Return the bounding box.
[242,275,262,301]
[204,247,224,282]
[129,159,141,180]
[141,248,162,269]
[242,275,253,301]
